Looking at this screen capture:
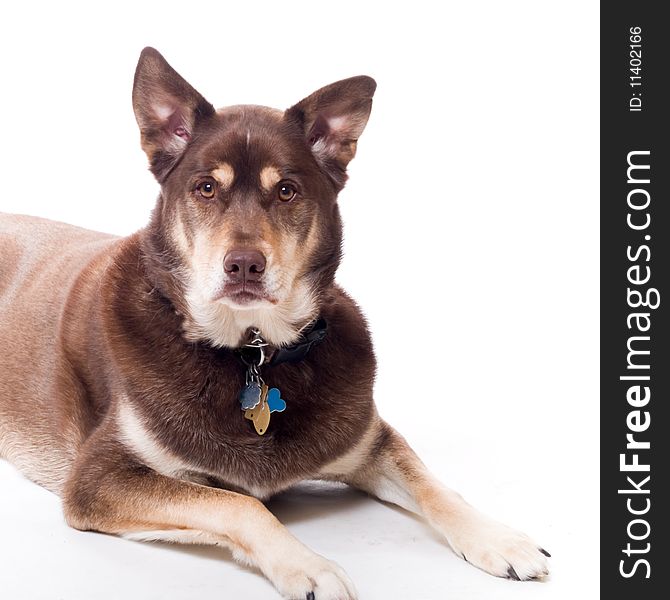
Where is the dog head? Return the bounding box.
[132,48,375,348]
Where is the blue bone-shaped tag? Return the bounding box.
[266,387,286,413]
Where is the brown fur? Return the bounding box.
[0,48,549,598]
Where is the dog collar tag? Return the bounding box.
[239,381,262,410]
[266,388,286,413]
[239,329,288,435]
[244,385,271,435]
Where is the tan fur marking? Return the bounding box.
[259,166,281,192]
[212,162,235,190]
[117,398,192,478]
[340,422,550,581]
[297,216,320,276]
[317,415,380,479]
[171,210,191,255]
[116,396,291,499]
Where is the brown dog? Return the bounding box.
[0,48,549,599]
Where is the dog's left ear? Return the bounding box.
[286,76,376,187]
[132,47,215,181]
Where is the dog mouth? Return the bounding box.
[213,282,276,306]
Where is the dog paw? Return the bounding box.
[269,553,358,600]
[446,511,550,581]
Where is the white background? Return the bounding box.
[0,1,599,599]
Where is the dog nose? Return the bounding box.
[223,249,266,282]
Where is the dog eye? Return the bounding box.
[277,183,297,202]
[196,180,217,199]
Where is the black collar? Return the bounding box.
[269,317,327,366]
[236,318,327,367]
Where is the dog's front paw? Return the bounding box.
[446,510,550,581]
[269,552,358,600]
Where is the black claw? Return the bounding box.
[539,548,551,557]
[506,565,521,581]
[306,593,315,600]
[462,553,468,563]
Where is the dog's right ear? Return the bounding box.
[132,47,215,181]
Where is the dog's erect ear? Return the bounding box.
[286,76,376,187]
[132,47,215,181]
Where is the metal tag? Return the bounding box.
[239,381,262,410]
[245,384,272,435]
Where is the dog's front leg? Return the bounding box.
[340,421,550,581]
[63,437,357,600]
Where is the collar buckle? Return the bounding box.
[241,328,269,367]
